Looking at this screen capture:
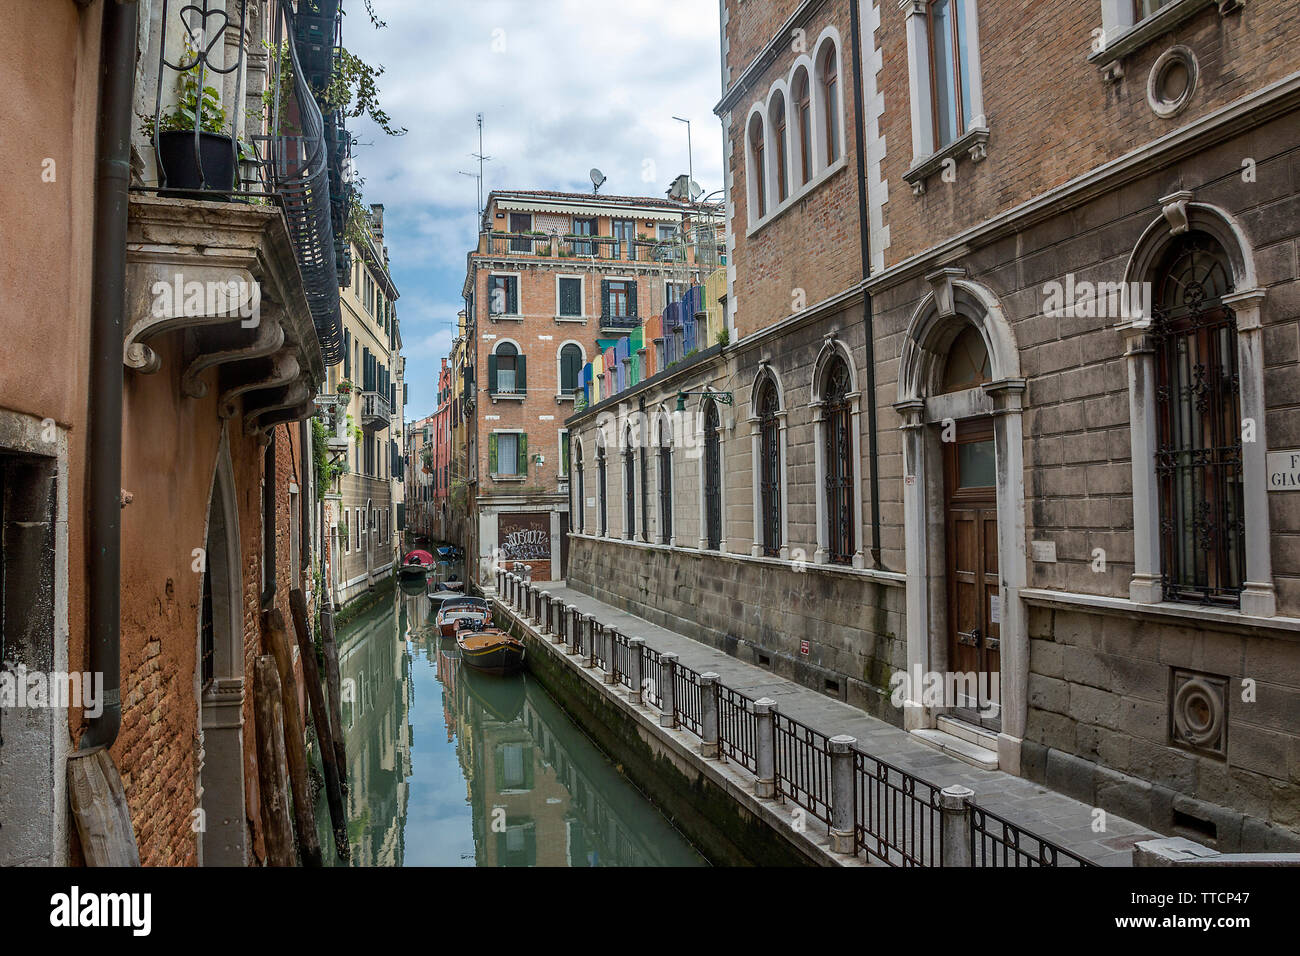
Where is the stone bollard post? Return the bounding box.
[551,599,564,642]
[828,735,857,854]
[496,568,503,594]
[627,638,645,704]
[511,574,520,609]
[564,605,578,649]
[699,673,720,758]
[658,653,678,728]
[581,615,595,667]
[523,564,532,584]
[940,785,974,867]
[602,627,617,684]
[539,591,550,630]
[754,698,777,798]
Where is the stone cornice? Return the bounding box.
[714,0,829,117]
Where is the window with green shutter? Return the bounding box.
[517,433,527,476]
[558,277,582,317]
[488,432,498,473]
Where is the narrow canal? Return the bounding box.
[313,581,707,866]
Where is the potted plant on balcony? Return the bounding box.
[142,43,251,196]
[336,379,356,396]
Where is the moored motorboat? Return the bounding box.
[399,549,434,586]
[436,596,490,637]
[455,620,526,676]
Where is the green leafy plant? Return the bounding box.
[715,327,730,347]
[141,39,253,159]
[312,418,344,499]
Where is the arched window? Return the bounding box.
[823,355,854,564]
[490,341,524,395]
[559,343,583,395]
[770,91,789,203]
[748,114,766,218]
[657,416,673,544]
[819,44,840,164]
[757,378,782,556]
[703,399,722,550]
[574,440,585,533]
[596,435,608,536]
[941,325,991,393]
[623,424,637,540]
[1151,231,1243,605]
[793,67,812,184]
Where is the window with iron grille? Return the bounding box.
[575,445,585,532]
[704,399,722,550]
[624,436,636,540]
[1152,231,1243,606]
[757,378,782,556]
[597,441,608,536]
[823,356,854,564]
[658,422,673,542]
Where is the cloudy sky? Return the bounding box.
[342,0,726,420]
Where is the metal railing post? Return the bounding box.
[659,653,678,728]
[699,672,720,758]
[940,785,974,867]
[754,698,777,798]
[828,735,857,854]
[627,637,645,704]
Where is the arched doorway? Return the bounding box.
[895,271,1026,767]
[197,435,247,866]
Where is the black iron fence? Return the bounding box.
[969,803,1095,867]
[494,581,1097,869]
[773,713,832,824]
[853,750,944,867]
[716,685,758,773]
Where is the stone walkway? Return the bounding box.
[527,581,1160,866]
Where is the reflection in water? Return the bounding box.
[315,589,706,867]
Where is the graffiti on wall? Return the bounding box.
[498,512,551,562]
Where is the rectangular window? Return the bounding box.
[497,433,519,476]
[666,281,687,306]
[571,217,597,256]
[558,277,582,317]
[1135,0,1176,18]
[559,430,570,477]
[607,280,631,318]
[509,213,532,252]
[928,0,974,149]
[488,274,518,316]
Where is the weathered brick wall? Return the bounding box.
[724,0,864,337]
[875,0,1297,266]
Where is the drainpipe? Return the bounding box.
[81,0,139,750]
[849,0,882,568]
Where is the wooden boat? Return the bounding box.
[455,621,526,676]
[399,549,434,586]
[436,596,490,637]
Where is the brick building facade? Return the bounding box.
[563,0,1300,851]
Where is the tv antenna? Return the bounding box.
[468,113,492,220]
[590,167,606,195]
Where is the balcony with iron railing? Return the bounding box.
[478,220,724,272]
[361,389,391,429]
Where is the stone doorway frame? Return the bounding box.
[894,269,1027,773]
[197,428,247,866]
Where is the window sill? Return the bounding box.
[489,314,524,322]
[554,393,575,404]
[1019,588,1300,637]
[554,315,587,323]
[903,126,991,196]
[490,473,526,482]
[1088,0,1236,81]
[489,391,527,402]
[745,156,848,239]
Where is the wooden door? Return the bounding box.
[944,419,1001,728]
[509,213,532,251]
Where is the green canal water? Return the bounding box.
[312,586,707,866]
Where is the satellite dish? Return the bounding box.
[590,167,606,194]
[688,179,703,201]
